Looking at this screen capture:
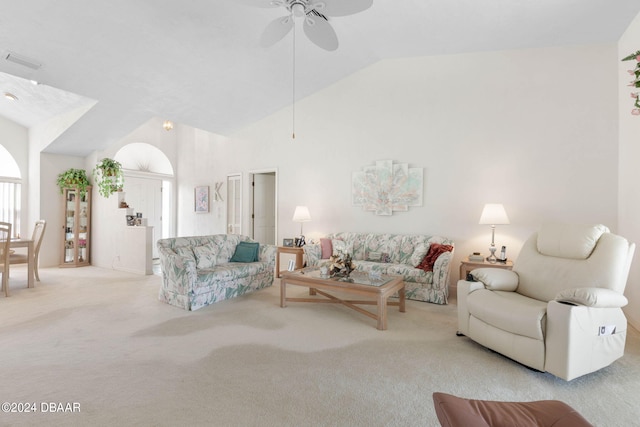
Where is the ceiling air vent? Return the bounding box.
[5,51,42,70]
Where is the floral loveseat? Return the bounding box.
[304,232,455,304]
[157,234,277,311]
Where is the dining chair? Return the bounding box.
[10,220,46,282]
[0,222,11,297]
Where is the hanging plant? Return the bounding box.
[56,168,91,198]
[92,158,124,198]
[622,50,640,115]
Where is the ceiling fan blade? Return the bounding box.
[314,0,373,17]
[303,16,338,51]
[260,15,294,47]
[237,0,283,8]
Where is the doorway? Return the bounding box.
[251,171,277,245]
[227,174,242,235]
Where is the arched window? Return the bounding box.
[0,144,22,237]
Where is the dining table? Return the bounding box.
[9,238,35,291]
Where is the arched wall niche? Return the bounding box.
[109,141,176,257]
[114,142,173,175]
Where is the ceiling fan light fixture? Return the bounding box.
[291,2,306,17]
[163,120,174,131]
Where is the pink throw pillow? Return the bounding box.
[320,238,333,259]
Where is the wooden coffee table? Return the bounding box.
[280,267,405,330]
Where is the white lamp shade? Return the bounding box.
[292,206,311,222]
[479,204,510,225]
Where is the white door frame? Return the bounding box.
[226,173,242,235]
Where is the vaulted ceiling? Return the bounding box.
[1,0,639,157]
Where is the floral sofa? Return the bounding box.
[157,234,277,311]
[304,232,455,304]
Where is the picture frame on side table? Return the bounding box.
[195,186,209,213]
[283,238,294,247]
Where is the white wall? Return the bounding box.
[29,103,97,240]
[174,125,232,237]
[0,116,29,236]
[231,44,619,283]
[618,12,640,330]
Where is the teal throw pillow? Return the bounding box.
[230,241,260,263]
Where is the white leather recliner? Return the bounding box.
[457,223,635,381]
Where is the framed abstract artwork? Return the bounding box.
[195,186,209,213]
[352,160,423,215]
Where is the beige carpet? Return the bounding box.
[1,265,639,426]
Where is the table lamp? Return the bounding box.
[292,206,311,246]
[479,203,510,263]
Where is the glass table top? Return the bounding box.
[289,267,393,287]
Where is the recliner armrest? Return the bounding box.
[458,279,485,294]
[555,287,628,308]
[470,268,519,291]
[456,279,485,336]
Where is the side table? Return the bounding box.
[276,246,305,278]
[459,256,513,280]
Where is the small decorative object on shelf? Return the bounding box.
[93,158,124,198]
[329,252,356,281]
[497,246,507,263]
[468,252,484,262]
[622,50,640,115]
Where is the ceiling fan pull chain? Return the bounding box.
[292,22,296,140]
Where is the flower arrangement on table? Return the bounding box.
[622,50,640,115]
[329,252,356,279]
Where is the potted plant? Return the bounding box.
[92,158,124,197]
[622,50,640,115]
[56,168,91,198]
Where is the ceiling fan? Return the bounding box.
[243,0,373,51]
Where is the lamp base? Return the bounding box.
[486,246,497,264]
